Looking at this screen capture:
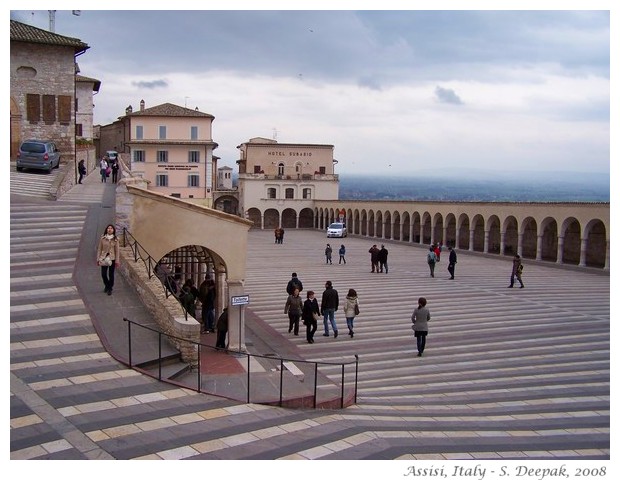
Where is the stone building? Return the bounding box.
[75,74,101,141]
[9,19,89,162]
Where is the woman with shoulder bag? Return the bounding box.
[302,290,320,344]
[344,288,360,338]
[97,224,120,295]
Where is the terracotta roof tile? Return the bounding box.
[129,102,214,118]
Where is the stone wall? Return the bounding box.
[117,244,201,364]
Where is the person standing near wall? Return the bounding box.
[215,307,229,349]
[78,159,86,184]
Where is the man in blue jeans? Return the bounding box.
[320,280,339,338]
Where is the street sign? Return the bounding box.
[231,295,250,306]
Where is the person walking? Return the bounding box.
[325,243,333,264]
[215,307,229,349]
[508,254,525,288]
[99,157,109,183]
[321,280,339,338]
[447,246,457,279]
[96,224,120,295]
[180,279,197,318]
[344,288,360,338]
[286,272,303,295]
[198,276,216,333]
[284,287,303,335]
[302,290,320,344]
[427,246,437,277]
[338,244,347,264]
[434,243,441,262]
[378,244,389,273]
[111,158,120,183]
[411,297,431,357]
[78,159,86,184]
[368,244,380,272]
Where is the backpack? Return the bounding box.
[427,251,436,264]
[517,263,524,274]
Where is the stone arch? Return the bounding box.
[445,213,456,247]
[383,210,392,239]
[584,218,606,268]
[402,212,411,242]
[471,214,485,252]
[393,211,401,241]
[298,207,314,228]
[360,210,368,236]
[368,210,375,237]
[264,208,279,230]
[561,217,581,265]
[487,215,501,254]
[539,217,557,262]
[246,207,262,228]
[503,215,518,256]
[346,208,354,233]
[522,216,538,259]
[457,214,470,250]
[375,210,384,238]
[432,213,444,245]
[281,208,297,228]
[213,194,239,215]
[422,212,432,244]
[411,211,421,243]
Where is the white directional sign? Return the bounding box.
[231,295,250,306]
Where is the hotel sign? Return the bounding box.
[267,151,313,157]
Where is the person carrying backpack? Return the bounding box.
[427,246,437,278]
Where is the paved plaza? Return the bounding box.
[10,170,610,461]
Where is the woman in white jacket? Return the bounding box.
[343,288,359,338]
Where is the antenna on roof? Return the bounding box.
[272,128,278,141]
[48,10,56,32]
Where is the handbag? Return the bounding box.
[99,254,113,267]
[354,303,360,316]
[312,312,320,321]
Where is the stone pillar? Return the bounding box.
[226,280,246,352]
[579,238,588,267]
[556,236,564,265]
[442,225,448,247]
[500,232,505,255]
[469,229,475,252]
[409,222,414,243]
[419,224,424,244]
[536,235,543,261]
[455,230,460,250]
[517,233,523,257]
[604,239,610,271]
[483,230,489,253]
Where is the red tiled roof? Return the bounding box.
[128,102,215,118]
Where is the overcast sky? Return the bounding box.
[9,3,612,178]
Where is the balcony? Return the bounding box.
[239,173,338,181]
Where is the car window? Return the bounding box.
[21,143,46,153]
[329,223,343,229]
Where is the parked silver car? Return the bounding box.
[16,140,61,173]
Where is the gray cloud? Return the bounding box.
[131,79,169,89]
[434,86,463,105]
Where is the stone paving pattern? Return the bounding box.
[10,170,610,460]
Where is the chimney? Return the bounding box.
[140,99,145,111]
[125,105,133,115]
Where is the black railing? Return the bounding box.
[123,318,359,409]
[122,228,193,321]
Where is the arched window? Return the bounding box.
[278,163,285,176]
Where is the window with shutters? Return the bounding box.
[188,174,200,187]
[26,94,40,122]
[58,95,72,123]
[156,174,168,187]
[42,95,56,122]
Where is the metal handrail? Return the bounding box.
[122,228,193,321]
[123,317,359,408]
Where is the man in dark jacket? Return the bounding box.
[320,280,339,338]
[286,272,303,295]
[448,247,457,279]
[378,244,389,273]
[368,245,380,273]
[215,307,228,349]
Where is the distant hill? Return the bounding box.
[338,172,610,203]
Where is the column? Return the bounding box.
[500,232,505,255]
[409,222,414,243]
[604,239,610,270]
[469,229,474,251]
[579,238,588,267]
[483,230,489,253]
[419,224,424,244]
[536,235,543,261]
[226,280,246,352]
[442,225,448,247]
[556,236,564,265]
[517,233,523,257]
